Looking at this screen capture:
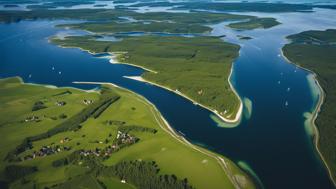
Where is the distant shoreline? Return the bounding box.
[281,48,336,187]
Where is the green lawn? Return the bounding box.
[0,77,100,169]
[0,77,255,189]
[283,29,336,183]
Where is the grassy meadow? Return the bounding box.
[0,77,254,189]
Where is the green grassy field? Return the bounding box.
[52,35,241,121]
[0,77,255,189]
[228,18,281,30]
[282,29,336,183]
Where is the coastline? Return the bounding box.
[48,42,100,56]
[104,47,243,124]
[122,73,243,124]
[73,81,253,189]
[109,58,158,74]
[49,36,118,58]
[50,37,243,124]
[281,48,336,186]
[3,76,99,94]
[50,38,159,74]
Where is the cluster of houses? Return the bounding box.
[23,145,71,161]
[83,99,94,105]
[21,130,139,161]
[24,115,40,123]
[79,146,116,158]
[116,131,138,145]
[79,131,138,158]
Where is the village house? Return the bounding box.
[23,145,71,161]
[60,137,71,144]
[55,101,66,106]
[83,99,93,105]
[78,132,138,159]
[117,131,137,144]
[24,115,40,122]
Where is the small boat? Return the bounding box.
[285,101,288,106]
[58,71,62,75]
[52,66,55,70]
[287,87,290,92]
[278,81,281,84]
[28,74,32,78]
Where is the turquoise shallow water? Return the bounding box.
[0,7,336,189]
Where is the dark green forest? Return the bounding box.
[283,29,336,182]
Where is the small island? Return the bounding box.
[228,18,281,30]
[282,29,336,184]
[237,35,253,40]
[93,4,108,8]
